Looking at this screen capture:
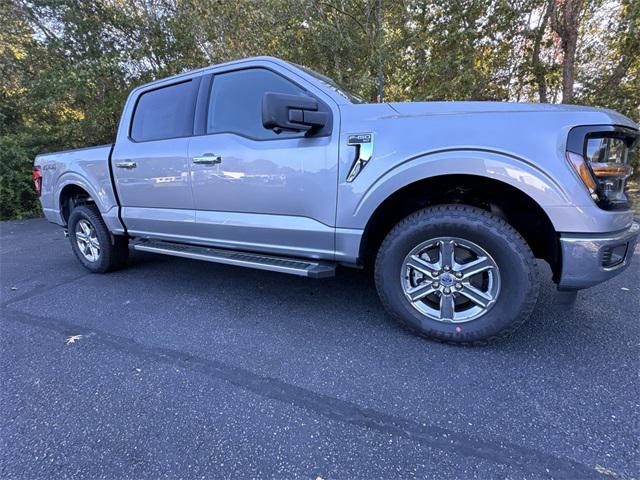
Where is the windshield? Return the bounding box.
[292,63,364,104]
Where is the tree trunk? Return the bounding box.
[560,13,579,103]
[549,0,585,104]
[532,4,551,103]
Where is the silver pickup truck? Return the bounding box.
[34,56,639,344]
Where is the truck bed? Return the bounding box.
[34,144,122,232]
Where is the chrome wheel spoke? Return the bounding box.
[438,239,456,268]
[439,294,455,321]
[406,255,439,278]
[80,221,91,236]
[406,283,437,302]
[459,284,493,308]
[457,256,494,279]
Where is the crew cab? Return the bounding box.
[34,56,639,344]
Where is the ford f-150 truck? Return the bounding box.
[34,56,639,344]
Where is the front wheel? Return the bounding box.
[68,204,129,273]
[375,205,539,345]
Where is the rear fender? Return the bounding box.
[55,172,122,232]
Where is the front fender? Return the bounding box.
[338,149,631,234]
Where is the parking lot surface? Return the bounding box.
[1,218,638,479]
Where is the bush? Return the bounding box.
[0,136,41,220]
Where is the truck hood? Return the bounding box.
[386,101,638,129]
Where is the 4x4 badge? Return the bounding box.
[347,133,373,182]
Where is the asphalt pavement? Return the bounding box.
[1,218,638,479]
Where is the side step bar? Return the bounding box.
[132,239,336,278]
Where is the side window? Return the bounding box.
[207,68,306,140]
[131,80,197,142]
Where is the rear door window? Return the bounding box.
[131,80,197,142]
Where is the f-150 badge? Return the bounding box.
[347,133,373,182]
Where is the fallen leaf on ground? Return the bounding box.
[65,335,83,345]
[594,464,618,477]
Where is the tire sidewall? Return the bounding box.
[376,206,538,343]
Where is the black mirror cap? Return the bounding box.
[262,92,331,135]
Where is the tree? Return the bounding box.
[1,0,638,220]
[548,0,586,103]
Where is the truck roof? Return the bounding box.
[133,56,290,92]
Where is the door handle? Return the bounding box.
[115,161,137,169]
[192,154,222,165]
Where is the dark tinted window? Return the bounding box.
[131,81,196,142]
[207,68,306,140]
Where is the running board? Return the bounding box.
[132,240,336,278]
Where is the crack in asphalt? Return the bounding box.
[2,304,603,479]
[1,273,91,309]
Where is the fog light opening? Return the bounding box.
[601,243,628,268]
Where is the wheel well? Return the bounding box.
[59,185,95,225]
[360,174,560,277]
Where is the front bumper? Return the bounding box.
[558,221,639,290]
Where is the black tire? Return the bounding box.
[68,204,129,273]
[375,204,539,345]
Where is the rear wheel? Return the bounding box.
[375,204,539,345]
[68,205,129,273]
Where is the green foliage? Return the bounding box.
[0,135,40,220]
[1,0,638,220]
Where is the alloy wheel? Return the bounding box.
[400,237,501,323]
[75,219,101,262]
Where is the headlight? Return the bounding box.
[586,137,633,178]
[567,126,638,210]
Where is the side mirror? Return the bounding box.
[262,92,328,134]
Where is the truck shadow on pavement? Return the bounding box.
[123,250,633,356]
